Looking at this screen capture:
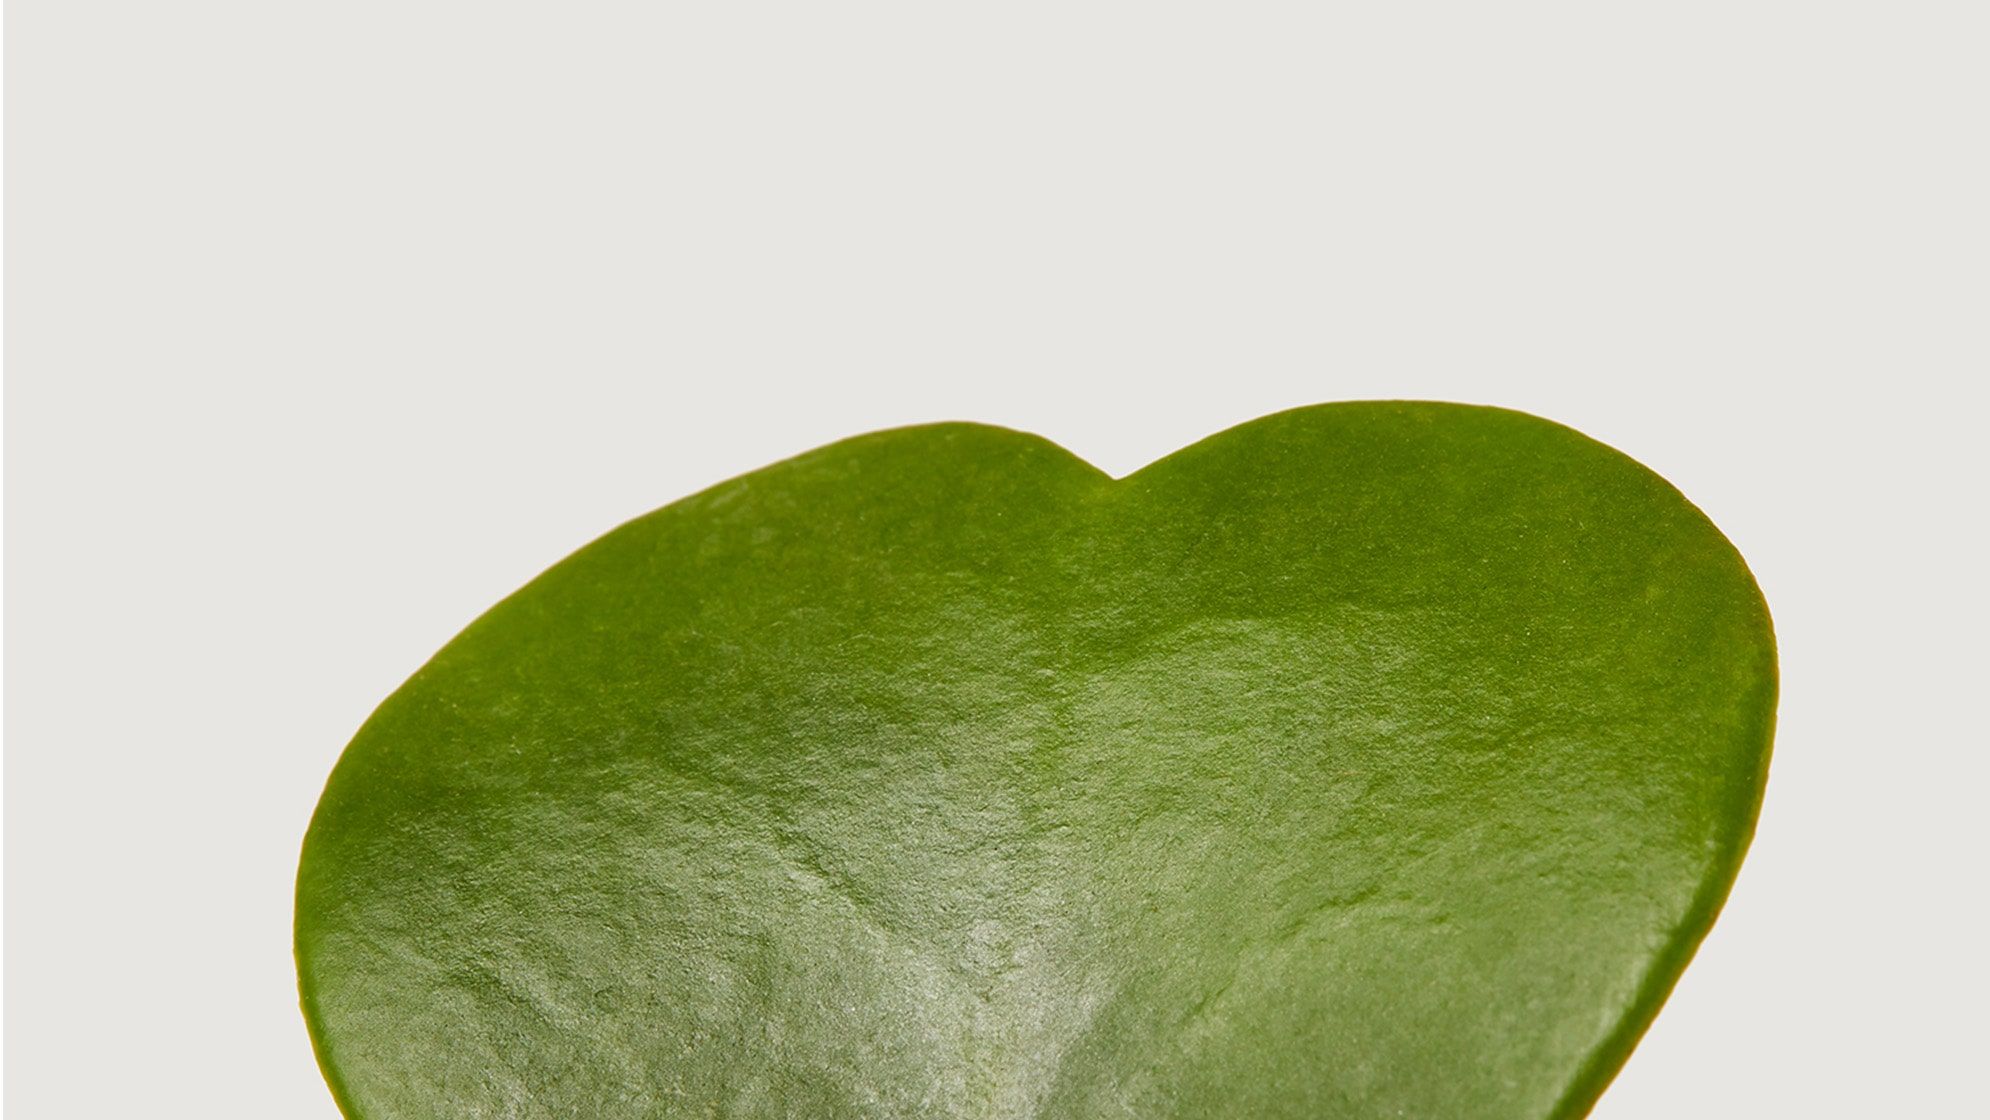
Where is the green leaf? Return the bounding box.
[297,401,1775,1119]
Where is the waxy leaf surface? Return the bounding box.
[298,402,1776,1119]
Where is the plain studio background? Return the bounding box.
[6,2,1986,1116]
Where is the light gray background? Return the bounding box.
[7,2,1986,1116]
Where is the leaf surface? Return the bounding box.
[297,401,1776,1119]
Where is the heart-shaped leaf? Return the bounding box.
[297,401,1775,1119]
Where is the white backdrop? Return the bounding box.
[8,2,1986,1116]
